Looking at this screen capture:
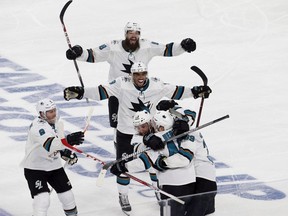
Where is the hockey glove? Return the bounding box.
[60,149,78,165]
[153,155,168,171]
[191,85,212,99]
[66,45,83,60]
[64,86,84,101]
[66,131,84,146]
[173,119,189,137]
[110,161,128,177]
[143,133,165,151]
[181,38,196,53]
[156,100,178,111]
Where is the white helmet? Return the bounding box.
[124,22,141,35]
[133,110,151,127]
[36,98,58,122]
[152,110,174,131]
[131,61,147,74]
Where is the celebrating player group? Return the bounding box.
[20,2,227,216]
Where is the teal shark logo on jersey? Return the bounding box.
[129,98,151,112]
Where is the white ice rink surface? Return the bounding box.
[0,0,288,215]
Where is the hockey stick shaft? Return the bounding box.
[166,114,229,142]
[60,0,88,103]
[124,172,185,205]
[191,66,208,127]
[61,137,105,165]
[102,147,151,170]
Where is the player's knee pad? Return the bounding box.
[33,192,50,216]
[57,190,77,215]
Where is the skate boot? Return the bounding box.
[119,193,131,212]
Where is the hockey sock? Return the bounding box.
[33,192,50,216]
[57,190,77,216]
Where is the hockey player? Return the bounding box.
[65,21,197,138]
[21,98,85,216]
[140,110,196,216]
[63,61,211,213]
[156,100,217,216]
[110,110,162,204]
[131,110,161,200]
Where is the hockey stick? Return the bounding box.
[60,0,88,103]
[57,122,184,204]
[191,66,208,127]
[96,146,151,186]
[83,106,94,133]
[166,114,229,142]
[97,114,229,185]
[57,121,105,165]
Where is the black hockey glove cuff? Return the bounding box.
[66,131,84,146]
[156,100,178,111]
[66,45,83,60]
[181,38,196,53]
[60,149,78,165]
[143,133,165,151]
[64,86,84,101]
[173,119,189,137]
[110,161,128,177]
[191,85,212,99]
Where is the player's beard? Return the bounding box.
[123,38,140,52]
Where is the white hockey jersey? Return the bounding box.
[181,132,216,182]
[20,117,65,171]
[84,76,194,134]
[153,130,196,187]
[78,39,185,81]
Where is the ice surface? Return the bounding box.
[0,0,288,215]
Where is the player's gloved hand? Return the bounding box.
[181,38,196,53]
[173,119,190,136]
[143,133,165,151]
[66,131,84,146]
[191,85,212,99]
[153,155,168,171]
[64,86,84,101]
[156,100,178,111]
[60,149,78,165]
[66,45,83,60]
[110,161,128,177]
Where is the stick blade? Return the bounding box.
[191,66,208,85]
[60,0,73,22]
[96,169,107,187]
